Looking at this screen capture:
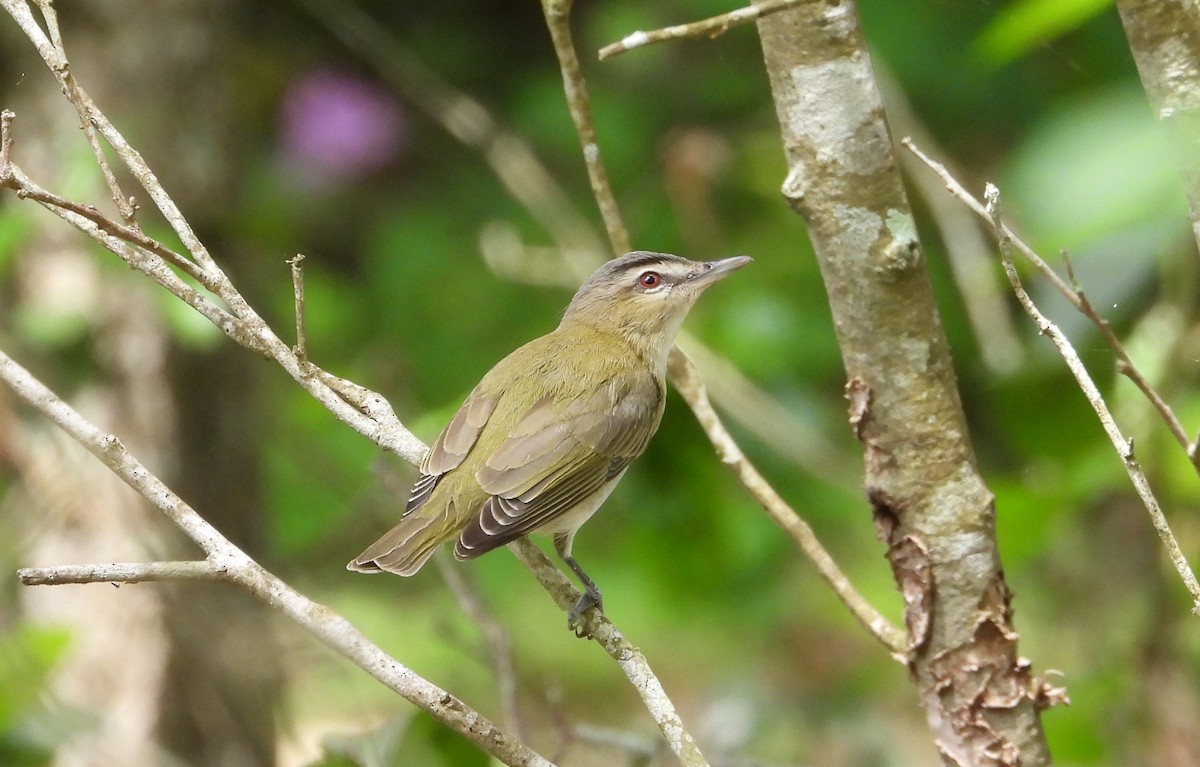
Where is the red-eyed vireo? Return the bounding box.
[349,251,751,632]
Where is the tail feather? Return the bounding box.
[347,502,456,575]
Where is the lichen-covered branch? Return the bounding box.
[754,1,1055,763]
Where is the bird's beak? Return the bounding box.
[690,255,753,288]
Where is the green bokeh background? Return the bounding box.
[2,1,1198,765]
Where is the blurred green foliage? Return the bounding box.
[0,625,70,766]
[1,1,1198,765]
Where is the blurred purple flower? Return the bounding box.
[280,69,407,183]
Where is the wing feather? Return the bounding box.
[455,372,662,559]
[424,389,499,476]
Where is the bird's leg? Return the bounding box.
[554,533,603,636]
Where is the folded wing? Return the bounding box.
[455,372,662,558]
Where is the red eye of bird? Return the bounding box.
[638,271,661,288]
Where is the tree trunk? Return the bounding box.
[754,2,1057,764]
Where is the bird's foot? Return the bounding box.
[567,589,603,638]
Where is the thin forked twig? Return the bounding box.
[33,0,136,223]
[901,137,1197,467]
[0,347,556,767]
[598,0,806,60]
[0,152,209,287]
[982,184,1200,616]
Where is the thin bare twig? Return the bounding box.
[0,158,243,341]
[18,561,226,585]
[902,137,1197,467]
[289,253,308,362]
[982,184,1200,616]
[0,109,13,167]
[539,0,630,256]
[2,0,213,272]
[541,0,901,658]
[0,347,556,767]
[668,353,908,655]
[33,0,136,223]
[2,1,428,465]
[0,153,210,287]
[598,0,805,61]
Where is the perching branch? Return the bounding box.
[982,184,1200,615]
[598,0,805,61]
[508,539,710,767]
[0,348,555,767]
[2,3,709,763]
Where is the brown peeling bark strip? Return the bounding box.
[888,535,933,654]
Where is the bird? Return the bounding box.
[348,250,751,633]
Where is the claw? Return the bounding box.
[567,590,603,638]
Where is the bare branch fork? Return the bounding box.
[0,349,554,767]
[0,0,427,466]
[2,1,709,764]
[902,140,1200,615]
[902,137,1199,468]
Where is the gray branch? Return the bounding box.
[754,0,1055,762]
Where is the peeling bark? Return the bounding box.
[756,1,1059,763]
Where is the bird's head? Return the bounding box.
[559,251,752,363]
